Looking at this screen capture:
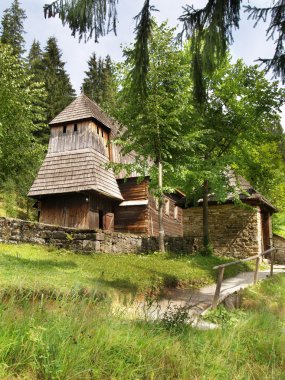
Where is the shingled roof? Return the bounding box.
[181,169,277,212]
[49,93,119,133]
[28,149,123,200]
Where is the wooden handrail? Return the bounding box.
[212,247,277,308]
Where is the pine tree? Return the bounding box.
[0,0,26,57]
[42,37,76,126]
[82,53,116,111]
[28,40,45,83]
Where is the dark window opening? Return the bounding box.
[99,210,104,230]
[63,125,67,134]
[97,126,99,134]
[74,123,78,132]
[101,129,104,137]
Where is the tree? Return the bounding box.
[0,43,46,217]
[178,57,285,248]
[115,22,192,252]
[0,0,26,57]
[43,1,285,85]
[28,40,45,83]
[27,40,48,145]
[42,37,76,135]
[82,53,117,111]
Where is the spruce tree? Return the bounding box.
[42,37,76,126]
[82,53,116,111]
[0,0,26,57]
[27,40,48,145]
[28,40,45,83]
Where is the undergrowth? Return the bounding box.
[0,274,283,379]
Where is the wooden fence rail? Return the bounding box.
[212,247,277,309]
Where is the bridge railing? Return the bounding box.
[212,247,277,308]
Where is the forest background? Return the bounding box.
[1,0,285,243]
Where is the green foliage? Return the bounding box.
[0,43,46,203]
[0,0,26,57]
[178,56,285,208]
[160,304,192,331]
[115,22,193,185]
[82,53,117,112]
[44,0,118,43]
[199,243,213,256]
[42,37,76,125]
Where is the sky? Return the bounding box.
[0,0,283,123]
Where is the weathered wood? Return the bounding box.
[270,250,275,276]
[253,257,260,284]
[212,267,225,308]
[213,247,277,269]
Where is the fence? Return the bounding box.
[212,247,277,308]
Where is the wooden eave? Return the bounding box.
[49,93,120,135]
[28,148,123,201]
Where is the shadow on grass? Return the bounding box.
[127,254,253,289]
[94,278,139,294]
[0,254,78,270]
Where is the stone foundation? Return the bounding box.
[273,234,285,264]
[183,204,264,258]
[0,217,195,254]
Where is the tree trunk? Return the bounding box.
[158,160,165,252]
[202,179,210,247]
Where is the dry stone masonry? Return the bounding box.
[0,217,194,254]
[183,204,264,258]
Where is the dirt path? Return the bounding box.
[143,265,285,322]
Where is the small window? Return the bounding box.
[164,199,170,216]
[74,123,78,132]
[101,129,104,137]
[63,125,67,134]
[174,206,179,220]
[97,126,99,134]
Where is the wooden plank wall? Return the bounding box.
[89,193,116,231]
[49,121,110,157]
[115,178,183,236]
[40,193,89,228]
[148,195,183,237]
[115,178,149,234]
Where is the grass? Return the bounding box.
[0,274,283,379]
[0,243,255,298]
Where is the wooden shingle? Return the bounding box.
[29,149,123,200]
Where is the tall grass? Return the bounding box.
[0,243,254,298]
[0,274,284,379]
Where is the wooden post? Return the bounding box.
[270,250,275,277]
[212,266,225,309]
[254,257,260,284]
[158,161,165,253]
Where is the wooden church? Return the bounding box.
[29,94,183,236]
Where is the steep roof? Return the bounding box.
[49,93,119,133]
[223,170,277,212]
[182,169,277,213]
[28,148,123,200]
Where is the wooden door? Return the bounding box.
[261,211,271,251]
[104,212,114,231]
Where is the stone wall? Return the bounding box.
[0,217,195,254]
[273,234,285,264]
[183,204,263,258]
